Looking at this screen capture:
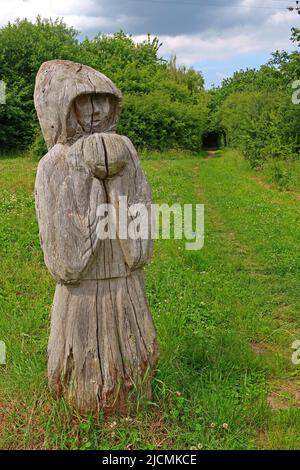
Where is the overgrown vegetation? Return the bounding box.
[209,28,300,176]
[1,15,300,450]
[0,18,208,155]
[1,150,300,449]
[1,17,300,182]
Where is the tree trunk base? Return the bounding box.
[47,270,159,414]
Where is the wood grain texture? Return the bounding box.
[34,60,159,413]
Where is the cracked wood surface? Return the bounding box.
[34,60,159,413]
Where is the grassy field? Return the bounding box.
[1,148,300,449]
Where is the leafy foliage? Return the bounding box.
[119,91,208,151]
[2,17,299,164]
[0,19,207,154]
[0,17,79,150]
[208,29,300,168]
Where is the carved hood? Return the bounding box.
[34,60,122,150]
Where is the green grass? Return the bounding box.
[1,149,300,449]
[261,158,300,192]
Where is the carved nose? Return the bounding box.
[94,99,110,115]
[93,111,101,119]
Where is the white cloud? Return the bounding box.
[134,9,295,66]
[0,0,297,70]
[267,10,295,26]
[0,0,139,35]
[0,0,100,29]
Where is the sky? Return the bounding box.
[0,0,298,87]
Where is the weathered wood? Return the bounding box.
[34,60,159,413]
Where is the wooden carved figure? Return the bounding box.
[34,60,159,413]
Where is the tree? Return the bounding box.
[0,17,79,149]
[0,19,208,154]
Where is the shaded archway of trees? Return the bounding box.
[202,130,225,149]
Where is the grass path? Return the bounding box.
[0,150,300,449]
[191,150,300,448]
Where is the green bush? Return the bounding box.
[0,18,79,152]
[0,20,208,154]
[119,91,208,151]
[219,90,297,168]
[207,38,300,170]
[28,130,48,160]
[262,159,300,191]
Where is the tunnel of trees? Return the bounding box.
[202,131,223,149]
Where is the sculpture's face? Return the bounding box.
[74,94,114,134]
